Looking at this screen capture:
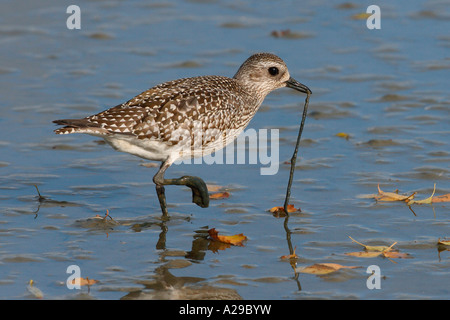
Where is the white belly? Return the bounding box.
[103,135,172,161]
[100,125,244,163]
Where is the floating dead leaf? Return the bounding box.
[209,191,230,199]
[69,277,98,286]
[297,263,360,275]
[348,236,396,252]
[335,132,350,139]
[27,280,44,299]
[269,204,300,215]
[407,183,436,205]
[370,183,449,205]
[208,228,247,247]
[382,251,411,259]
[406,183,450,205]
[280,246,298,260]
[374,184,416,202]
[437,238,450,246]
[347,236,409,261]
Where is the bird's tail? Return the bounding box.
[53,119,108,135]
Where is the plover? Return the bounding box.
[53,53,311,215]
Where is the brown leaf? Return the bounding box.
[347,236,410,260]
[432,193,450,203]
[437,238,450,246]
[269,204,300,214]
[69,277,98,286]
[280,246,298,260]
[345,251,383,258]
[210,191,230,199]
[382,251,411,259]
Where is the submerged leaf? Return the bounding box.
[208,228,247,246]
[372,183,449,205]
[270,29,312,39]
[382,251,411,259]
[347,236,410,260]
[297,263,360,275]
[345,251,383,258]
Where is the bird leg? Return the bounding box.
[153,160,210,216]
[155,184,168,216]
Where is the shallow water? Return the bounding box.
[0,0,449,300]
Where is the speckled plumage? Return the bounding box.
[53,53,311,214]
[53,53,302,162]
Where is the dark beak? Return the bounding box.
[286,77,311,94]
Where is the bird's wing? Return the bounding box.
[54,76,246,143]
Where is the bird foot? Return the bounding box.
[179,176,210,208]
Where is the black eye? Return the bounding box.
[268,67,279,76]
